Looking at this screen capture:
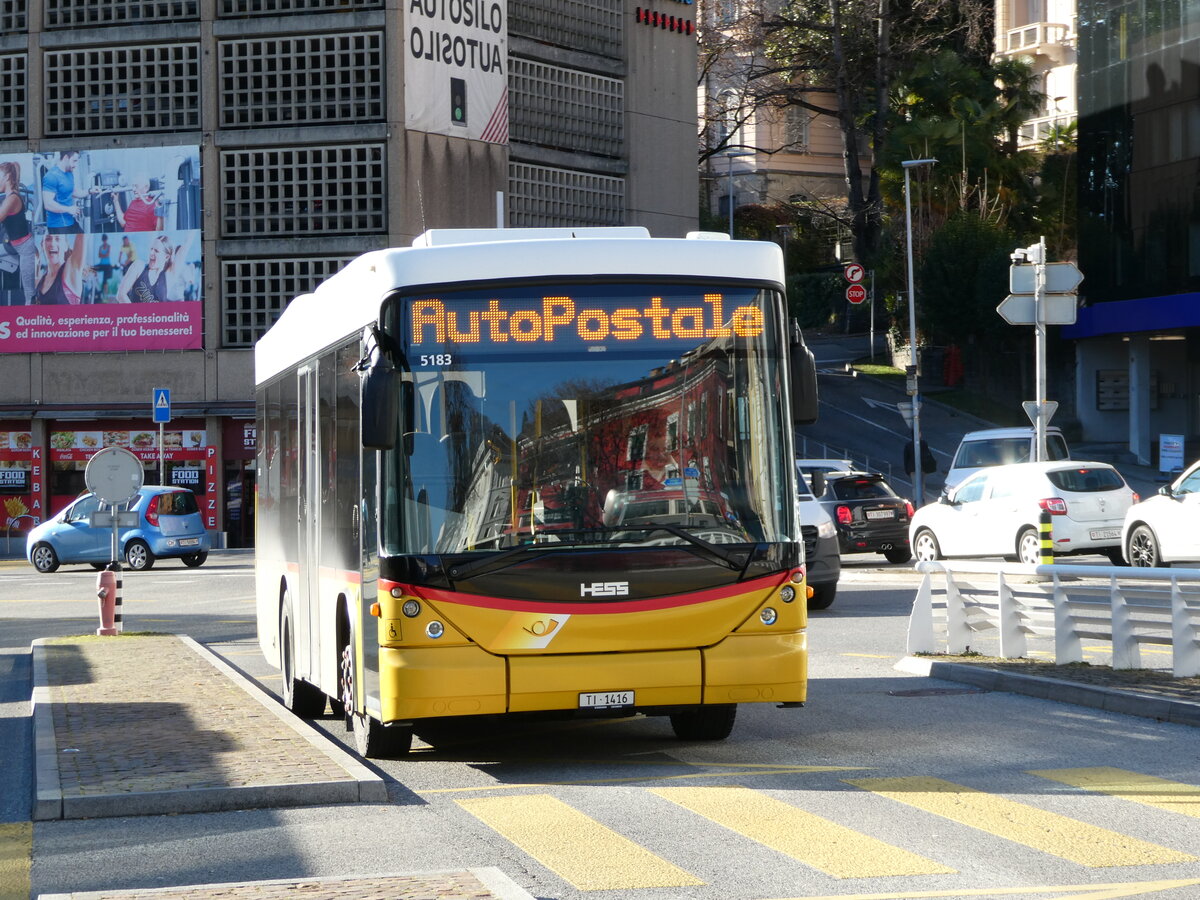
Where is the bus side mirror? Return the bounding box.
[361,361,398,450]
[789,324,818,425]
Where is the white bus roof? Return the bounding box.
[255,228,786,385]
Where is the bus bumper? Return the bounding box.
[378,630,807,722]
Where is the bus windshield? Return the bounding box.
[380,281,794,558]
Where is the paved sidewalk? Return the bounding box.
[31,633,385,820]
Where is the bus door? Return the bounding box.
[296,364,321,679]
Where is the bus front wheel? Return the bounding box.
[670,704,736,741]
[341,630,412,758]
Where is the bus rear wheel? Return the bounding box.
[341,631,412,758]
[281,607,326,718]
[670,704,737,741]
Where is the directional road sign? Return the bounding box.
[997,293,1078,326]
[1009,261,1083,294]
[152,387,171,424]
[843,263,865,284]
[846,284,867,304]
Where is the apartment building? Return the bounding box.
[994,0,1078,148]
[0,0,698,546]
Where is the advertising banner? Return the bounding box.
[0,145,202,353]
[0,429,39,531]
[405,0,508,143]
[48,428,208,463]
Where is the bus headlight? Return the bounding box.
[779,586,795,603]
[760,607,778,626]
[402,599,421,617]
[426,621,445,639]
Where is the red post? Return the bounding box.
[96,566,120,636]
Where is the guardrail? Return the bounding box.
[907,561,1200,677]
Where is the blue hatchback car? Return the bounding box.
[27,486,212,573]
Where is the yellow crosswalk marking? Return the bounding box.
[651,786,953,879]
[787,876,1200,900]
[1029,767,1200,819]
[456,793,703,890]
[0,823,31,900]
[845,776,1197,867]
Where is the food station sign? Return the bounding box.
[49,428,208,462]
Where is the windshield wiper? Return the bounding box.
[444,525,751,582]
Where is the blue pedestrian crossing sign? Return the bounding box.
[152,388,171,424]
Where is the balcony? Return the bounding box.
[1000,21,1074,65]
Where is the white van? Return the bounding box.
[944,426,1070,494]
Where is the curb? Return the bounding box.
[31,635,387,821]
[35,868,538,900]
[896,656,1200,727]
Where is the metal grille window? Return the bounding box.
[43,45,200,135]
[508,163,624,227]
[509,0,621,58]
[219,33,384,128]
[1,0,26,31]
[510,59,622,158]
[222,256,351,347]
[44,0,198,29]
[218,0,381,15]
[220,145,386,237]
[0,54,26,139]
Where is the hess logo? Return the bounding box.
[580,581,629,597]
[522,618,562,637]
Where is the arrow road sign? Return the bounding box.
[843,263,865,284]
[1009,261,1083,294]
[997,293,1078,326]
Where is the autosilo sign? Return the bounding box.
[405,0,508,143]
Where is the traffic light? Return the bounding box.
[450,77,467,126]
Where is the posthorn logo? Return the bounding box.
[580,582,629,597]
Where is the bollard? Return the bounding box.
[95,564,122,635]
[1039,509,1054,565]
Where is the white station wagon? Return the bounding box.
[910,461,1137,565]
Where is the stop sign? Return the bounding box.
[846,284,867,304]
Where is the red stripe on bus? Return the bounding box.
[381,570,792,615]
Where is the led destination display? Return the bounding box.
[407,287,766,349]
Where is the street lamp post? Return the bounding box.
[902,157,937,506]
[720,148,755,237]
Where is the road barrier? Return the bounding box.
[907,561,1200,677]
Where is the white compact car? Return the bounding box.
[1122,459,1200,567]
[910,461,1137,565]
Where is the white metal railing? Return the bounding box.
[907,561,1200,677]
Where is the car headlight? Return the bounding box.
[817,518,837,539]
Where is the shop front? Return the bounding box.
[1,421,39,547]
[223,418,256,548]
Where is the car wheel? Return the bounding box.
[30,543,60,574]
[280,605,327,718]
[341,620,412,758]
[883,547,913,564]
[124,539,155,571]
[807,582,837,610]
[670,704,737,741]
[913,529,941,562]
[1127,524,1164,568]
[181,551,208,568]
[1017,528,1043,565]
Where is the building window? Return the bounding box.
[508,163,624,227]
[219,33,385,128]
[627,425,647,462]
[626,469,645,491]
[220,144,387,238]
[784,105,810,151]
[221,256,352,348]
[45,0,198,28]
[218,0,381,14]
[665,413,679,452]
[43,44,200,135]
[1,0,26,32]
[0,54,26,139]
[510,58,623,158]
[508,0,621,58]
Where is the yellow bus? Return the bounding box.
[254,227,818,756]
